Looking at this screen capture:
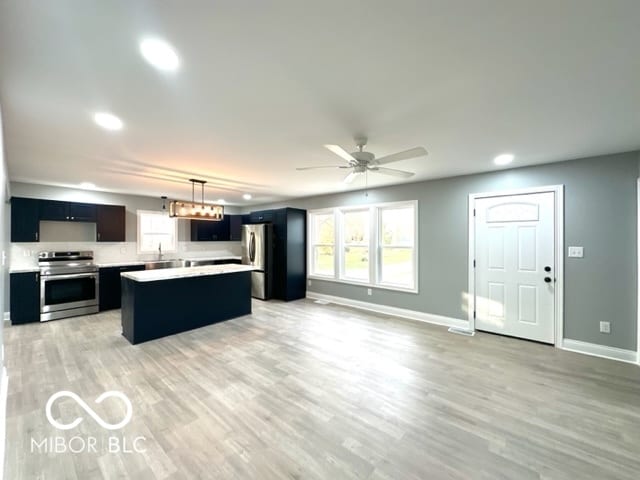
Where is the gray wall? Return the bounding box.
[9,182,241,242]
[249,152,638,351]
[0,106,8,372]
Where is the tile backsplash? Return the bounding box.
[10,241,242,270]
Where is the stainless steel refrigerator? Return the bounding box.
[241,223,273,300]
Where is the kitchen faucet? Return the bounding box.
[158,242,163,260]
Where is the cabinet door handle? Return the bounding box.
[35,272,38,282]
[97,232,101,240]
[35,232,38,241]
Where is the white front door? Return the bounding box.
[474,192,556,343]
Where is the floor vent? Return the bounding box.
[314,299,331,305]
[448,327,475,336]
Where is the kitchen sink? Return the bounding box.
[144,259,189,270]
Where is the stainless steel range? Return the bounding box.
[38,251,99,322]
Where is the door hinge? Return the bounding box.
[473,259,476,268]
[473,310,476,319]
[473,208,476,216]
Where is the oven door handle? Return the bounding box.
[42,272,97,281]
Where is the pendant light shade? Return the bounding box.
[168,179,224,221]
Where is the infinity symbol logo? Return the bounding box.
[45,391,133,431]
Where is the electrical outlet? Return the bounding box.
[120,247,127,254]
[599,321,611,334]
[568,246,584,258]
[367,288,372,296]
[308,280,312,287]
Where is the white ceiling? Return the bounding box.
[1,1,639,205]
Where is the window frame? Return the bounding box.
[136,209,179,254]
[307,200,418,294]
[308,208,336,278]
[377,203,417,289]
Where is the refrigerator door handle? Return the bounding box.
[249,232,256,263]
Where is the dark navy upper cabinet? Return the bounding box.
[11,197,40,242]
[191,215,231,241]
[39,200,69,221]
[96,205,126,242]
[10,272,40,324]
[11,198,125,243]
[68,203,97,222]
[249,210,274,223]
[229,215,243,241]
[40,200,96,222]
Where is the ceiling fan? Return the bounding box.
[296,137,428,184]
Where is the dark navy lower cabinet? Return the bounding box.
[10,272,40,324]
[99,265,145,311]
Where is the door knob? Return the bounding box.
[544,266,551,272]
[544,277,552,283]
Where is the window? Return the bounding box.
[342,209,370,281]
[308,201,417,292]
[137,210,178,254]
[310,212,335,276]
[379,205,415,288]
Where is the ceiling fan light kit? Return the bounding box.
[169,179,224,221]
[298,137,427,184]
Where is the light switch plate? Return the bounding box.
[568,246,584,258]
[599,321,611,334]
[367,288,372,296]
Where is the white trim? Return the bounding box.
[0,367,8,480]
[468,185,565,346]
[306,291,469,330]
[561,339,637,364]
[307,275,419,294]
[136,209,178,255]
[637,179,640,365]
[2,313,8,323]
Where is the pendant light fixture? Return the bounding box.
[169,179,224,221]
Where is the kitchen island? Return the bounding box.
[120,264,254,344]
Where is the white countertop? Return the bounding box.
[96,256,241,268]
[121,264,255,282]
[10,267,40,274]
[96,261,146,268]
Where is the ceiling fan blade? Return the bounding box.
[324,144,356,163]
[375,146,427,165]
[296,165,349,171]
[371,167,415,178]
[343,171,360,184]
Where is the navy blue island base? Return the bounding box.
[121,269,252,345]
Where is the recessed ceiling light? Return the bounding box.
[139,37,180,72]
[93,112,123,131]
[242,193,252,200]
[494,153,514,166]
[216,199,226,204]
[79,182,96,190]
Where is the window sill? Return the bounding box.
[308,275,418,294]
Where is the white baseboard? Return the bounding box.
[2,313,8,323]
[561,339,637,364]
[0,366,8,480]
[306,291,469,330]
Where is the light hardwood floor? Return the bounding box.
[3,299,640,479]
